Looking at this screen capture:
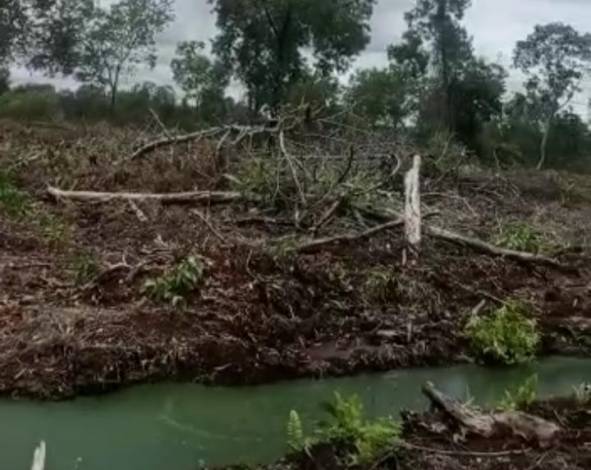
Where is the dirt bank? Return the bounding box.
[1,120,590,399]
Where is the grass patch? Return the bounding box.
[495,222,547,253]
[363,268,399,303]
[0,171,31,218]
[287,393,400,465]
[465,301,540,365]
[71,251,100,285]
[499,375,538,411]
[143,256,206,306]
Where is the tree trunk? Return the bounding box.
[537,118,552,170]
[110,82,118,110]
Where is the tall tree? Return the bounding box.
[2,0,92,69]
[404,0,473,129]
[514,23,591,169]
[345,68,411,129]
[33,0,174,108]
[209,0,376,111]
[171,41,229,111]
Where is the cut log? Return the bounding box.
[404,154,422,252]
[422,382,561,447]
[47,186,247,205]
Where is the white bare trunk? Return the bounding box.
[31,441,46,470]
[404,154,422,252]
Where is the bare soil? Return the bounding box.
[1,120,590,399]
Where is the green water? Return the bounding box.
[2,357,590,470]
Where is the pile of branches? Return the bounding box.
[47,107,571,268]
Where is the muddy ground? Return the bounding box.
[1,120,591,399]
[265,397,591,470]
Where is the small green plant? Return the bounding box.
[265,236,300,262]
[287,393,400,465]
[232,157,285,208]
[286,410,307,452]
[37,212,70,245]
[364,268,399,303]
[495,222,546,253]
[0,171,30,218]
[72,252,100,285]
[499,375,538,411]
[572,383,591,405]
[465,301,540,365]
[143,256,206,306]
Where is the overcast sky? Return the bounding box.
[12,0,591,116]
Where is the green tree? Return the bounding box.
[404,0,473,129]
[514,23,591,169]
[35,0,174,109]
[0,0,27,65]
[209,0,376,111]
[170,40,229,119]
[345,68,410,128]
[0,68,9,94]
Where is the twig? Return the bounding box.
[310,198,343,234]
[295,217,405,253]
[128,199,148,222]
[400,441,531,458]
[279,130,307,206]
[149,108,173,140]
[191,209,228,244]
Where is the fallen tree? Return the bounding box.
[422,382,561,447]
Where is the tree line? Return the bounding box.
[1,0,591,169]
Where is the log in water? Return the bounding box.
[2,356,590,470]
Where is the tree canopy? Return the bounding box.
[514,22,591,168]
[209,0,376,111]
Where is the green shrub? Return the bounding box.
[143,256,205,306]
[0,171,30,218]
[231,157,285,208]
[364,268,399,303]
[495,222,546,253]
[287,393,400,465]
[37,212,70,246]
[499,375,538,411]
[465,301,540,365]
[0,89,61,121]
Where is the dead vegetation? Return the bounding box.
[0,112,590,398]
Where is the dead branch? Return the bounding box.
[191,209,228,244]
[426,225,567,269]
[130,124,277,160]
[279,129,307,206]
[400,442,530,458]
[295,217,404,253]
[422,382,560,447]
[48,186,247,205]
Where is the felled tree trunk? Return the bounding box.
[422,382,561,447]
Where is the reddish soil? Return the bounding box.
[0,120,590,399]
